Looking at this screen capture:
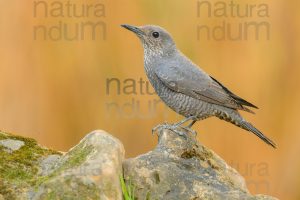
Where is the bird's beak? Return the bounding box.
[121,24,144,36]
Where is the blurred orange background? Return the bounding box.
[0,0,299,199]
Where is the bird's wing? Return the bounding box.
[154,56,257,113]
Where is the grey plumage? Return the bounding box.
[121,24,276,148]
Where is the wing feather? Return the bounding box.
[153,54,256,113]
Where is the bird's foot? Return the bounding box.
[152,122,197,138]
[180,126,197,137]
[152,122,184,136]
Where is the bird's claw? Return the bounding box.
[152,122,168,135]
[181,126,198,136]
[152,123,196,138]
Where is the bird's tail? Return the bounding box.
[218,110,276,148]
[238,120,277,148]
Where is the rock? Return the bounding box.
[0,139,25,153]
[123,128,278,200]
[0,128,278,200]
[38,154,61,176]
[0,131,62,199]
[0,130,125,200]
[32,130,125,200]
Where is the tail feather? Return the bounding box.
[240,121,276,148]
[216,109,276,148]
[240,106,255,114]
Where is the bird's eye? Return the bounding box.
[152,32,160,38]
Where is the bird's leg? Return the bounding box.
[181,120,197,136]
[173,116,196,126]
[187,120,197,128]
[173,116,198,136]
[152,122,186,137]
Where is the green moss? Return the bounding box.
[0,131,104,199]
[0,131,62,199]
[57,142,93,171]
[30,144,99,199]
[34,142,93,189]
[0,179,17,200]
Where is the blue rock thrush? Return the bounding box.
[121,24,276,148]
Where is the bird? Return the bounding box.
[121,24,276,148]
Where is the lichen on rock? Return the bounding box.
[0,131,62,199]
[123,128,278,200]
[0,128,278,200]
[0,130,125,200]
[31,130,125,200]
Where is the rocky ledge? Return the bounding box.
[0,129,278,200]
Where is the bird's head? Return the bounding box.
[121,24,176,57]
